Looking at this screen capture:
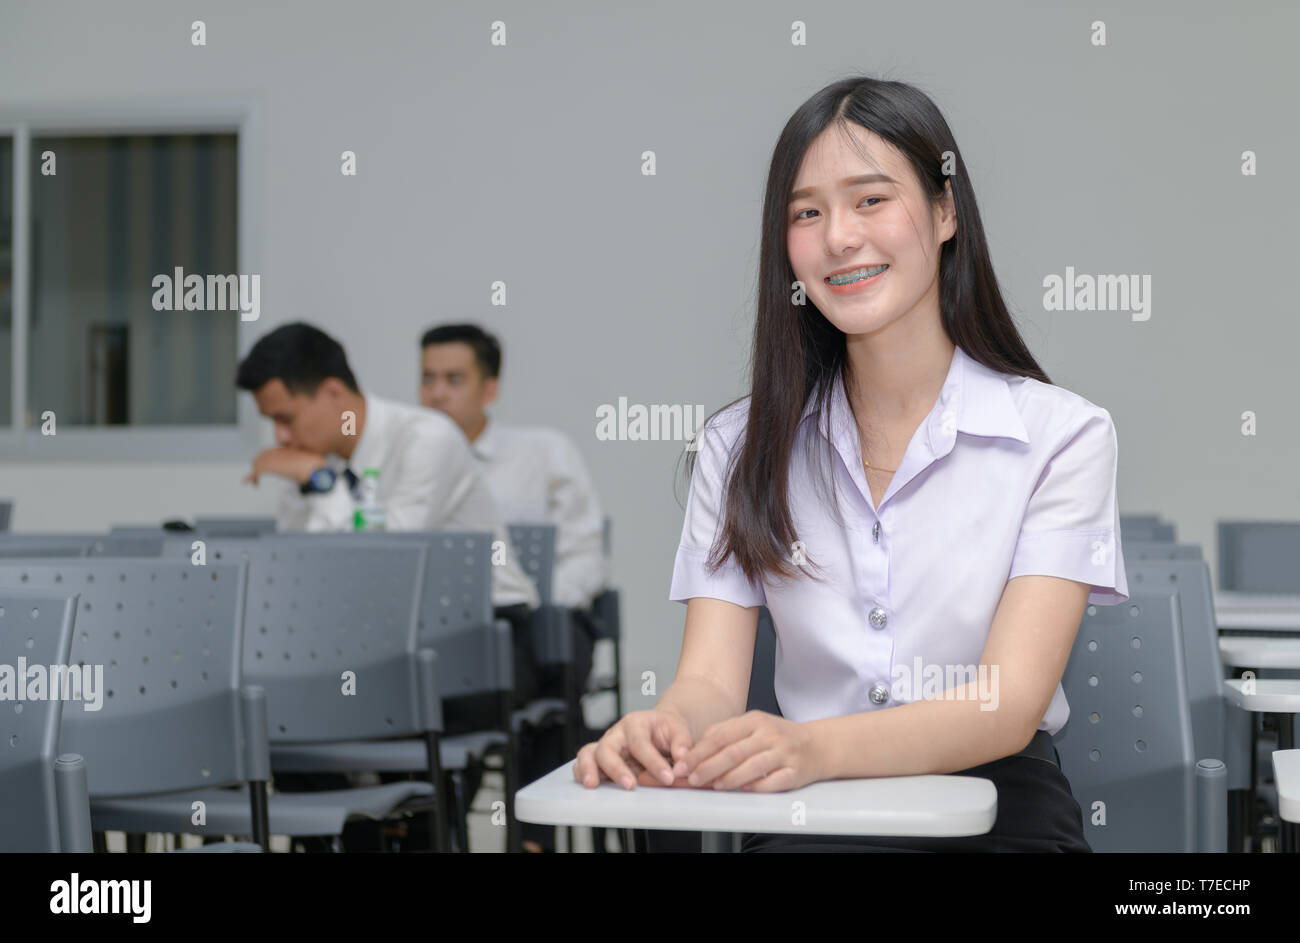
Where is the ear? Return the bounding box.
[317,377,348,401]
[939,178,957,241]
[482,376,500,407]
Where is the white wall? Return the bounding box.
[2,0,1298,703]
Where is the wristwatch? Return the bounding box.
[299,466,338,495]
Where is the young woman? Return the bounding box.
[573,75,1129,852]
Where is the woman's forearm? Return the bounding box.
[810,683,1032,780]
[654,673,746,740]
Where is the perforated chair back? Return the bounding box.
[0,589,78,851]
[1122,542,1202,562]
[1127,559,1243,787]
[247,531,505,700]
[0,559,251,798]
[507,523,556,606]
[745,607,782,716]
[1218,520,1300,593]
[195,517,277,537]
[1054,590,1197,852]
[164,538,429,743]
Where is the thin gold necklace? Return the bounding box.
[863,457,897,474]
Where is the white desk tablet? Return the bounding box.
[1219,636,1300,670]
[516,760,997,838]
[1215,592,1300,633]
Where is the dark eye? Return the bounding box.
[792,196,883,222]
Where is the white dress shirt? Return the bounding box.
[276,394,539,609]
[669,344,1129,736]
[470,417,609,610]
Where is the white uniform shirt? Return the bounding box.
[276,394,539,609]
[669,344,1129,735]
[471,418,609,610]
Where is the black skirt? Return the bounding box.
[740,752,1092,853]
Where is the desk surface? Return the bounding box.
[515,760,998,837]
[1219,636,1300,669]
[1216,592,1300,632]
[1223,678,1300,713]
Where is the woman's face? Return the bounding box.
[786,123,955,338]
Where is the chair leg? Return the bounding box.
[501,690,521,853]
[125,833,146,853]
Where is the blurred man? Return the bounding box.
[421,323,609,853]
[235,321,537,612]
[236,322,544,851]
[420,323,608,609]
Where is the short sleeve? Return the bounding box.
[668,407,767,608]
[1007,406,1130,606]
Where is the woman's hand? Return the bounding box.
[574,709,696,790]
[671,710,826,792]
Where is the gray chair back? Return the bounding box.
[0,541,89,559]
[1127,559,1245,788]
[1217,520,1300,593]
[164,538,431,743]
[1121,514,1163,530]
[1054,591,1198,851]
[0,589,79,851]
[1123,541,1202,562]
[1122,522,1176,543]
[507,523,555,606]
[250,531,508,700]
[0,534,165,558]
[85,535,166,557]
[0,559,252,798]
[0,501,11,532]
[195,517,278,537]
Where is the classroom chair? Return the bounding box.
[1127,559,1253,850]
[158,538,449,851]
[218,532,520,852]
[1217,521,1300,594]
[1055,589,1227,851]
[0,589,93,852]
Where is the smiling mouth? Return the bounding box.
[826,264,889,286]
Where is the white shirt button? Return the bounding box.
[869,682,890,705]
[868,605,888,629]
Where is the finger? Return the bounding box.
[681,716,750,783]
[593,733,638,790]
[742,766,797,792]
[712,748,783,791]
[689,732,761,788]
[574,743,607,788]
[625,722,676,787]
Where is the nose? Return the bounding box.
[823,207,864,258]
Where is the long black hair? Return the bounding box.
[684,74,1050,586]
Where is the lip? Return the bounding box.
[826,262,888,279]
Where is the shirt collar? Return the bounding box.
[470,415,497,461]
[800,343,1030,452]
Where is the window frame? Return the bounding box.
[0,97,266,460]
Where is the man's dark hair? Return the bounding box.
[235,322,360,395]
[420,323,502,379]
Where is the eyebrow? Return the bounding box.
[789,173,897,203]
